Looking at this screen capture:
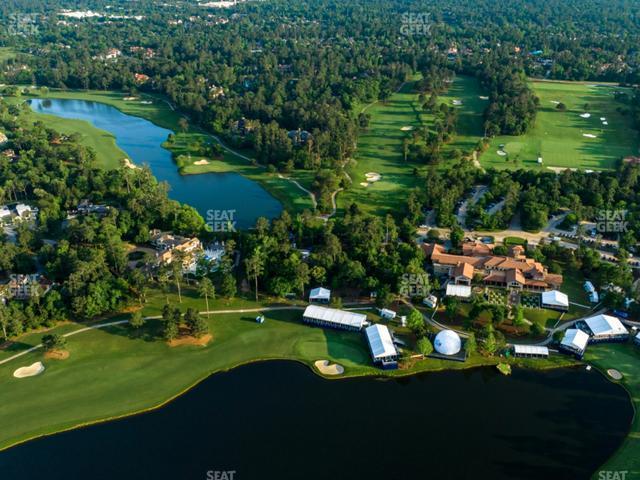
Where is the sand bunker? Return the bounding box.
[359,182,369,187]
[607,369,623,380]
[600,117,606,121]
[602,121,608,125]
[479,96,489,100]
[123,158,139,169]
[452,99,463,106]
[13,362,45,378]
[314,360,344,375]
[123,96,139,101]
[194,159,210,165]
[583,133,597,138]
[550,100,560,105]
[140,100,153,105]
[400,126,414,131]
[365,172,381,182]
[580,113,591,118]
[496,150,507,156]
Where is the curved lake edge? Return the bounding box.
[25,95,288,228]
[0,353,633,473]
[0,358,634,480]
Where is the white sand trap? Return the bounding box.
[452,99,463,106]
[549,100,560,105]
[13,362,45,378]
[140,100,153,105]
[602,121,608,125]
[479,96,489,100]
[400,126,414,131]
[314,360,344,375]
[580,113,591,118]
[359,182,369,187]
[600,117,606,121]
[583,133,597,138]
[365,172,381,182]
[496,150,507,156]
[607,369,623,380]
[194,159,209,165]
[123,158,139,169]
[123,96,139,101]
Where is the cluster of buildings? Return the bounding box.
[559,313,630,358]
[424,241,563,293]
[0,203,37,226]
[303,303,399,369]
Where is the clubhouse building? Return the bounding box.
[302,305,366,331]
[423,242,562,291]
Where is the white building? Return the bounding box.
[423,294,438,309]
[302,305,365,331]
[541,290,569,311]
[583,314,628,341]
[445,284,472,299]
[15,204,32,219]
[560,328,590,357]
[434,330,462,355]
[308,287,331,304]
[379,308,397,320]
[513,345,549,359]
[0,205,10,220]
[365,324,398,367]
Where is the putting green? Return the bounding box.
[482,81,639,171]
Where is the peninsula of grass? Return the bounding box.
[339,75,486,216]
[6,88,314,214]
[481,80,638,171]
[586,343,640,479]
[0,285,578,452]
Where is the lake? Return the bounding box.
[29,98,282,229]
[0,361,631,480]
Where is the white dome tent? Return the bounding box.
[434,330,462,355]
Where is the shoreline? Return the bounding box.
[0,355,596,454]
[18,88,314,214]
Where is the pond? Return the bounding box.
[29,98,282,229]
[0,361,631,480]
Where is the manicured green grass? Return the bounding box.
[7,88,314,213]
[482,81,639,171]
[503,236,527,246]
[0,284,577,451]
[586,343,640,478]
[338,75,486,215]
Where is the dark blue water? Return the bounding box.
[29,98,282,229]
[0,361,631,480]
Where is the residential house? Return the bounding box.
[150,230,203,272]
[0,132,8,146]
